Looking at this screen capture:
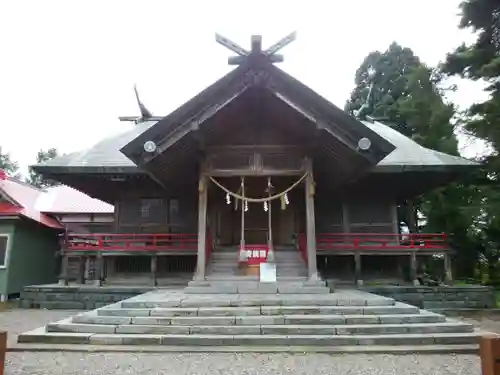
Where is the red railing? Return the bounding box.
[65,233,199,252]
[298,233,448,251]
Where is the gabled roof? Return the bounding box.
[362,121,478,172]
[34,185,114,214]
[120,61,395,167]
[0,172,113,228]
[32,118,478,175]
[0,174,63,229]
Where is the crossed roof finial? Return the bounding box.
[215,32,297,66]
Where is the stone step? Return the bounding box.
[184,284,329,294]
[47,321,473,335]
[73,312,445,326]
[120,295,395,309]
[96,303,420,317]
[18,329,481,346]
[187,280,327,287]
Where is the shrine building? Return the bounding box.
[32,34,477,287]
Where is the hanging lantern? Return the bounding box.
[225,193,231,205]
[264,201,268,212]
[244,200,249,212]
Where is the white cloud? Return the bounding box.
[0,0,488,173]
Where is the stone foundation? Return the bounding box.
[358,285,496,309]
[19,285,156,310]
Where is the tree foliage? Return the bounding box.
[441,0,500,283]
[26,148,59,189]
[346,42,482,278]
[0,147,19,178]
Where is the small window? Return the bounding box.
[0,236,8,267]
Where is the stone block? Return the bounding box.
[47,323,116,334]
[18,328,92,344]
[116,325,189,334]
[171,316,236,326]
[189,325,261,335]
[261,325,334,335]
[284,315,345,325]
[197,307,260,316]
[236,315,284,325]
[161,334,235,346]
[335,324,406,335]
[180,299,232,308]
[150,308,198,317]
[98,308,151,317]
[287,335,357,346]
[379,313,445,324]
[90,334,162,345]
[277,286,329,294]
[432,333,479,345]
[73,315,132,325]
[40,301,86,310]
[231,335,287,346]
[344,315,380,325]
[355,334,434,346]
[131,317,173,325]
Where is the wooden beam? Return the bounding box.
[151,255,158,287]
[304,158,318,280]
[195,169,208,280]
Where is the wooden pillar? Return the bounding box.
[58,252,69,286]
[77,256,86,284]
[195,172,208,280]
[354,252,362,286]
[407,200,418,233]
[304,158,318,280]
[410,251,418,285]
[93,253,103,286]
[480,334,500,375]
[151,254,158,287]
[444,251,453,284]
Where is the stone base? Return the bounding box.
[357,285,496,309]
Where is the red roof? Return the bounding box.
[0,170,63,229]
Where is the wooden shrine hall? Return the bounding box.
[32,33,478,287]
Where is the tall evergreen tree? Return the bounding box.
[26,148,59,189]
[0,147,19,178]
[347,43,482,278]
[441,0,500,282]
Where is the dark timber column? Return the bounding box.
[93,253,103,286]
[151,254,158,287]
[444,251,453,284]
[410,251,418,285]
[77,256,86,284]
[304,158,318,280]
[195,172,208,280]
[58,252,69,286]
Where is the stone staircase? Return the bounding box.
[18,288,482,352]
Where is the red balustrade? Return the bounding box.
[297,233,448,251]
[65,233,199,252]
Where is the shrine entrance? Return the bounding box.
[210,176,305,249]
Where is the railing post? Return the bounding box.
[151,254,158,287]
[0,331,6,375]
[444,250,453,284]
[58,251,69,286]
[93,252,103,287]
[480,334,500,375]
[354,251,362,287]
[410,251,418,286]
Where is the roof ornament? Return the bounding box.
[119,84,158,124]
[215,32,297,66]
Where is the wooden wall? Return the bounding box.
[315,196,398,235]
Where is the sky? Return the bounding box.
[0,0,490,175]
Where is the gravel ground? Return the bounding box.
[0,308,486,374]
